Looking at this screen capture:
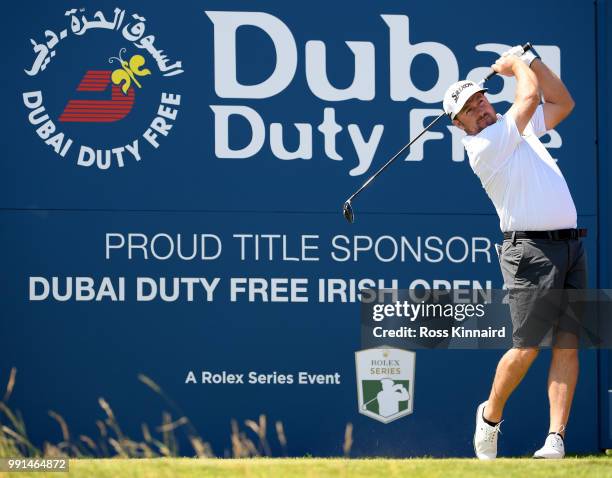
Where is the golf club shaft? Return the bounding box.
[346,42,533,205]
[347,113,446,203]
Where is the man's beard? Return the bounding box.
[473,113,496,134]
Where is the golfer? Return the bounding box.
[443,46,586,459]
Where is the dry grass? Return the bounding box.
[0,367,353,460]
[2,367,609,478]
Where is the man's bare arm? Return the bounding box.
[530,59,575,130]
[492,55,540,134]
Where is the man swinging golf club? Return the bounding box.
[443,46,586,459]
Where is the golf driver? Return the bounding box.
[342,42,533,223]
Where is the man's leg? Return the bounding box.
[531,347,578,459]
[483,347,539,422]
[549,238,586,435]
[491,239,547,421]
[473,347,539,460]
[547,347,578,435]
[532,239,585,459]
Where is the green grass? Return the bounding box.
[3,457,611,478]
[2,370,611,477]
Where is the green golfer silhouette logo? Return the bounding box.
[361,378,410,417]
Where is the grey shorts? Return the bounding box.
[499,238,587,348]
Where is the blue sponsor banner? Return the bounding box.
[0,0,603,456]
[1,0,596,214]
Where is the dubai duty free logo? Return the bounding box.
[355,347,415,424]
[22,6,184,170]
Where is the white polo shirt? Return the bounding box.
[463,105,577,232]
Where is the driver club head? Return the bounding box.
[343,200,354,223]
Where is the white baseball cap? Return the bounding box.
[443,80,488,120]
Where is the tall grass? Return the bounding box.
[0,367,353,459]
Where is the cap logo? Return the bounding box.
[451,82,475,103]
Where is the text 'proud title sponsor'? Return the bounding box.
[27,232,497,303]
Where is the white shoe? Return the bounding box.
[533,433,565,459]
[473,401,502,460]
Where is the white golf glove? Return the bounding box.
[501,45,539,67]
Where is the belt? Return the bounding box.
[503,228,587,241]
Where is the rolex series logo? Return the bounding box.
[355,347,416,424]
